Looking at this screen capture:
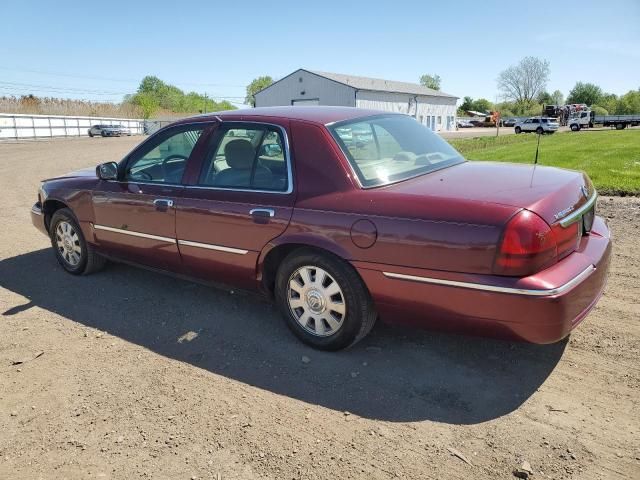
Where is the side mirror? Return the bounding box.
[96,162,118,180]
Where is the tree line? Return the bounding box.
[459,56,640,117]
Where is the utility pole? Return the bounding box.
[203,93,208,114]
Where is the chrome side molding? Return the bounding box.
[382,265,596,297]
[93,224,175,243]
[177,239,248,255]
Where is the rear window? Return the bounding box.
[329,115,464,187]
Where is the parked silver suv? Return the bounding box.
[514,117,559,134]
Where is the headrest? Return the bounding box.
[224,139,255,169]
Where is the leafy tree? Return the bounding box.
[131,92,159,119]
[591,105,608,115]
[497,56,550,105]
[245,76,274,107]
[599,93,618,114]
[536,91,553,105]
[419,74,441,91]
[458,96,493,114]
[472,98,493,113]
[566,82,603,106]
[128,75,236,115]
[551,90,564,106]
[615,89,640,114]
[460,96,474,112]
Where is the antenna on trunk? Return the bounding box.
[534,129,542,165]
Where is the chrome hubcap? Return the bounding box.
[55,221,82,267]
[287,266,346,337]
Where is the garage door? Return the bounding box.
[292,99,320,106]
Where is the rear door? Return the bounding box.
[92,123,209,271]
[176,121,295,290]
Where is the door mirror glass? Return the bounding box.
[96,162,118,180]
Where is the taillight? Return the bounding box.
[551,221,580,260]
[494,210,557,276]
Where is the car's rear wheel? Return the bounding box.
[49,208,106,275]
[275,249,377,350]
[514,126,521,134]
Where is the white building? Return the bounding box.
[254,69,458,132]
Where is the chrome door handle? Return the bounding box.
[249,208,275,218]
[153,198,174,209]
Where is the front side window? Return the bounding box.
[125,126,204,184]
[330,115,465,187]
[199,125,289,192]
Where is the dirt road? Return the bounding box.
[0,137,638,479]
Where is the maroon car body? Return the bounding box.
[31,106,611,349]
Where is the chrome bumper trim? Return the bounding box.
[559,191,597,227]
[93,224,175,244]
[382,265,596,296]
[31,205,43,216]
[177,239,248,255]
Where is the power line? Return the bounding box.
[0,66,246,88]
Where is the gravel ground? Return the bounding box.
[0,136,638,479]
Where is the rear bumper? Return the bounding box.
[31,202,48,236]
[355,216,612,343]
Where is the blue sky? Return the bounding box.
[1,1,638,106]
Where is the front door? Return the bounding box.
[92,123,209,271]
[176,122,295,290]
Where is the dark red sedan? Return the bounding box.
[31,107,611,350]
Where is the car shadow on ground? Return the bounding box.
[0,249,566,424]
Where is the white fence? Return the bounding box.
[0,113,145,140]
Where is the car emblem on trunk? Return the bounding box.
[581,185,589,199]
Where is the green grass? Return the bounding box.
[448,130,640,195]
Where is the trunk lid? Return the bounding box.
[388,161,594,227]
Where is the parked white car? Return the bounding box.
[514,117,559,134]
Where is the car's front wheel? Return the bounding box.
[49,208,106,275]
[536,127,544,135]
[275,249,377,350]
[571,124,580,131]
[515,126,521,134]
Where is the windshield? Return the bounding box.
[329,115,465,187]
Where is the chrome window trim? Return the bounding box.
[559,191,597,227]
[177,239,248,255]
[93,224,175,244]
[194,121,294,195]
[382,265,595,297]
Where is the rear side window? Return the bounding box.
[199,125,289,192]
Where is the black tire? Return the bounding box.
[514,126,521,134]
[275,248,377,350]
[571,124,580,132]
[536,127,544,135]
[615,123,625,130]
[101,131,106,137]
[49,208,106,275]
[88,131,94,137]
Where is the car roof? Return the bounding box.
[179,106,402,126]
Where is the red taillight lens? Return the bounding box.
[494,210,557,276]
[551,221,580,260]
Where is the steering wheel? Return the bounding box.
[162,154,188,182]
